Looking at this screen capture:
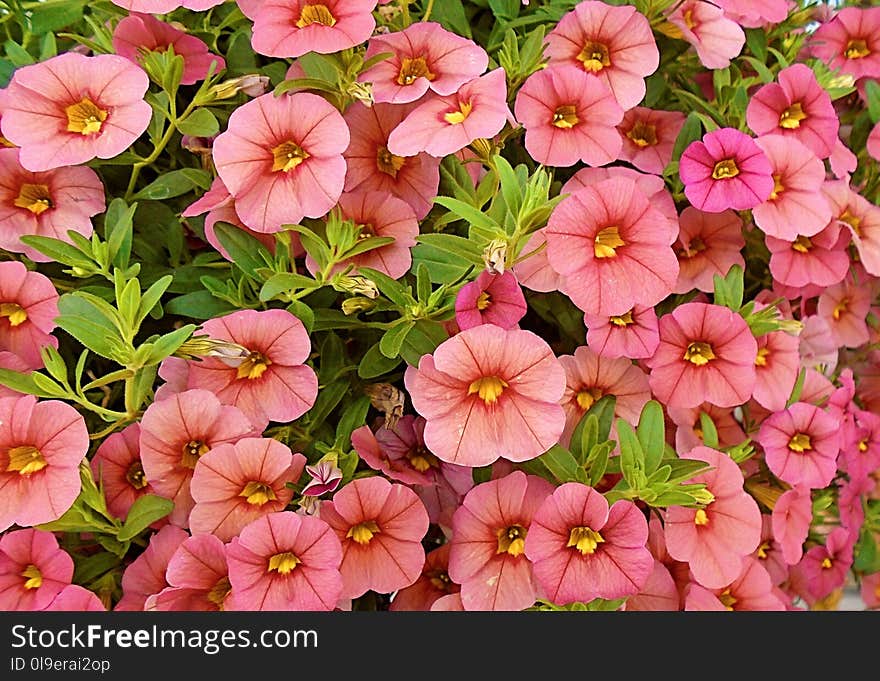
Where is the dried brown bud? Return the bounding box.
[364,382,405,431]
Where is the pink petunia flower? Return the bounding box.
[115,525,189,611]
[301,458,342,497]
[512,230,564,294]
[583,304,660,360]
[514,65,623,168]
[359,22,489,104]
[91,423,160,524]
[545,0,659,110]
[617,107,686,175]
[212,92,349,233]
[112,0,225,12]
[753,515,788,587]
[647,302,758,410]
[673,207,745,294]
[680,128,774,213]
[226,511,343,611]
[765,221,850,289]
[448,471,553,611]
[808,7,880,81]
[525,482,653,605]
[752,329,801,413]
[771,485,812,566]
[816,273,872,349]
[404,325,566,467]
[667,402,746,454]
[829,137,858,181]
[112,13,225,85]
[389,543,460,611]
[454,270,527,331]
[189,437,306,542]
[0,395,88,532]
[0,528,73,611]
[0,53,151,172]
[715,0,789,28]
[824,179,880,278]
[0,260,59,369]
[663,446,762,589]
[46,585,106,611]
[151,534,232,611]
[788,527,854,606]
[860,572,880,610]
[666,1,745,70]
[684,557,786,611]
[625,558,682,611]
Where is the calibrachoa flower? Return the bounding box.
[839,409,880,488]
[115,525,188,611]
[869,122,880,162]
[647,302,757,410]
[771,485,812,566]
[680,128,774,213]
[616,107,686,175]
[0,53,151,172]
[765,221,850,289]
[583,304,660,360]
[684,557,785,611]
[545,0,659,110]
[112,0,225,11]
[667,402,746,455]
[454,270,527,331]
[716,0,789,28]
[525,482,653,605]
[751,329,801,413]
[46,585,105,611]
[151,534,232,612]
[672,207,745,294]
[665,1,745,70]
[301,457,343,497]
[389,543,460,612]
[816,274,872,349]
[226,511,343,611]
[0,395,89,533]
[788,527,854,606]
[448,471,553,611]
[405,324,566,467]
[212,92,349,233]
[90,423,157,524]
[823,179,880,278]
[808,6,880,81]
[0,528,73,611]
[0,261,59,369]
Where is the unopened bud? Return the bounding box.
[333,274,379,299]
[174,335,251,365]
[691,487,716,506]
[342,296,377,315]
[470,138,494,160]
[364,382,405,431]
[778,319,804,336]
[208,74,270,100]
[483,238,508,275]
[346,80,374,106]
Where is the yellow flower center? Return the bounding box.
[756,541,771,559]
[295,4,336,27]
[626,121,658,148]
[609,310,634,327]
[271,141,309,173]
[476,291,491,311]
[496,525,527,556]
[576,387,603,412]
[236,351,271,380]
[594,226,625,258]
[677,236,707,259]
[779,102,807,130]
[567,526,605,555]
[711,159,740,180]
[14,183,53,215]
[21,564,43,590]
[769,174,785,200]
[577,41,611,72]
[788,433,812,452]
[376,146,406,177]
[551,105,579,129]
[844,39,870,60]
[719,589,737,610]
[65,98,107,136]
[468,376,508,405]
[683,8,697,30]
[239,481,277,506]
[397,56,435,86]
[858,439,869,453]
[694,508,709,525]
[821,557,833,569]
[407,446,439,473]
[267,551,301,575]
[755,347,770,367]
[832,299,848,321]
[684,341,715,366]
[444,101,473,125]
[792,235,813,253]
[428,570,452,591]
[347,520,381,545]
[125,461,148,490]
[180,440,209,469]
[839,209,861,235]
[0,303,27,327]
[6,445,48,475]
[207,576,231,609]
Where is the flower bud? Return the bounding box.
[208,74,270,100]
[333,274,380,299]
[483,238,508,275]
[364,382,405,431]
[174,335,251,365]
[342,296,377,315]
[345,80,374,107]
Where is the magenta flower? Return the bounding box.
[0,529,73,611]
[684,557,785,611]
[0,261,59,369]
[152,534,232,612]
[666,1,745,70]
[765,222,850,289]
[90,423,159,524]
[673,207,745,294]
[454,270,527,331]
[583,304,660,360]
[0,53,151,172]
[617,107,686,175]
[752,329,801,413]
[115,525,188,611]
[808,7,880,80]
[404,325,566,467]
[514,65,623,168]
[212,92,349,233]
[771,485,812,567]
[680,128,773,213]
[389,544,460,612]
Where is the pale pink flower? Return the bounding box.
[617,107,686,175]
[454,270,527,331]
[667,1,745,70]
[0,260,60,369]
[583,304,660,360]
[673,207,745,294]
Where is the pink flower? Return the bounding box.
[0,395,88,532]
[512,230,564,294]
[583,304,660,360]
[514,65,623,168]
[860,572,880,610]
[139,389,257,527]
[226,511,343,611]
[752,329,801,413]
[91,423,160,524]
[545,0,659,110]
[617,107,686,175]
[673,207,745,294]
[454,270,527,331]
[115,525,189,611]
[0,53,151,172]
[389,543,460,611]
[666,1,745,70]
[387,68,511,158]
[765,221,850,289]
[212,92,349,233]
[301,458,342,497]
[448,471,553,611]
[343,101,441,219]
[0,529,73,611]
[788,527,854,606]
[808,7,880,80]
[112,13,225,85]
[824,179,880,278]
[0,148,104,261]
[684,557,785,611]
[0,261,59,369]
[816,274,872,349]
[404,325,566,467]
[112,0,225,11]
[756,402,840,489]
[668,402,746,455]
[525,482,652,605]
[680,128,773,213]
[321,476,429,599]
[771,485,812,566]
[189,437,306,542]
[868,122,880,162]
[663,446,762,589]
[46,585,105,611]
[829,137,857,181]
[359,22,489,104]
[625,559,681,611]
[751,136,832,240]
[715,0,789,28]
[746,64,839,159]
[183,309,319,430]
[839,409,880,487]
[151,534,232,611]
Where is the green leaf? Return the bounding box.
[699,412,720,449]
[379,320,415,359]
[284,224,331,271]
[410,240,475,284]
[786,366,807,407]
[637,400,666,476]
[744,28,767,61]
[287,300,315,333]
[137,275,172,327]
[339,235,396,260]
[56,294,127,361]
[570,412,599,466]
[165,290,236,319]
[415,233,485,264]
[176,108,220,137]
[260,272,319,301]
[29,0,85,34]
[131,168,212,201]
[105,198,136,270]
[665,459,712,485]
[671,111,703,163]
[356,267,413,308]
[0,368,59,398]
[117,495,174,541]
[713,264,744,311]
[4,40,35,67]
[416,262,432,304]
[400,320,448,367]
[308,380,348,427]
[358,342,403,379]
[433,196,501,233]
[617,420,646,488]
[866,80,880,125]
[590,395,617,442]
[432,0,472,38]
[336,396,372,443]
[213,221,272,280]
[144,325,196,366]
[19,234,94,269]
[586,442,614,487]
[519,445,581,484]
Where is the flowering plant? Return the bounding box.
[0,0,878,613]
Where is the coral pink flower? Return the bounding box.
[112,0,225,11]
[617,107,685,175]
[647,302,757,410]
[90,423,159,524]
[431,593,464,611]
[765,222,850,289]
[183,309,319,430]
[0,529,72,611]
[404,325,566,467]
[753,516,788,586]
[389,543,460,611]
[413,465,473,536]
[672,207,745,294]
[151,534,232,611]
[752,329,801,412]
[115,525,188,611]
[751,136,832,240]
[816,274,872,349]
[212,92,349,233]
[321,476,429,599]
[756,402,840,489]
[139,388,257,527]
[666,1,745,70]
[448,471,553,611]
[545,176,679,316]
[839,409,880,487]
[387,68,511,158]
[189,438,306,542]
[557,345,651,446]
[454,270,527,331]
[684,557,785,611]
[226,511,343,611]
[112,13,225,85]
[824,179,880,277]
[343,101,441,219]
[512,230,564,294]
[0,148,105,261]
[746,64,839,159]
[663,446,762,589]
[46,585,105,611]
[359,22,489,104]
[0,395,88,532]
[869,122,880,162]
[525,483,653,605]
[514,65,623,168]
[545,0,659,110]
[667,402,746,454]
[771,485,812,566]
[251,0,376,58]
[0,260,59,369]
[625,559,681,611]
[788,527,854,606]
[808,7,880,80]
[0,53,151,172]
[680,128,773,213]
[583,304,660,360]
[715,0,789,28]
